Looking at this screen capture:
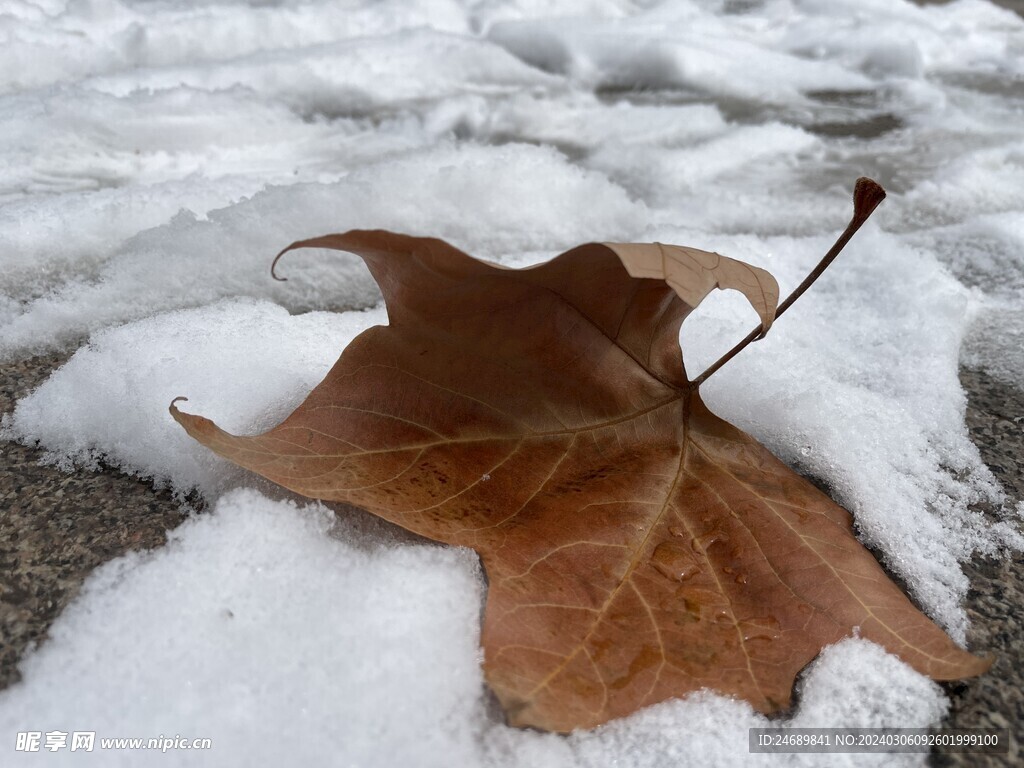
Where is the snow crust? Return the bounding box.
[2,0,1023,765]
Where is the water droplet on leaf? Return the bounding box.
[650,542,700,582]
[693,530,729,553]
[739,616,782,642]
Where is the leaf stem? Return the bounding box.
[690,177,886,389]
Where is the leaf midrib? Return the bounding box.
[522,391,691,703]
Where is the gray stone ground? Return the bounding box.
[0,351,1020,765]
[0,354,189,687]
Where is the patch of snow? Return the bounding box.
[0,143,646,357]
[2,299,388,496]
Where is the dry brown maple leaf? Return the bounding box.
[171,178,989,732]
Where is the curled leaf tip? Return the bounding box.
[169,396,189,411]
[271,246,291,281]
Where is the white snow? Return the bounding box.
[1,142,645,356]
[0,489,490,768]
[2,0,1023,765]
[2,299,388,494]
